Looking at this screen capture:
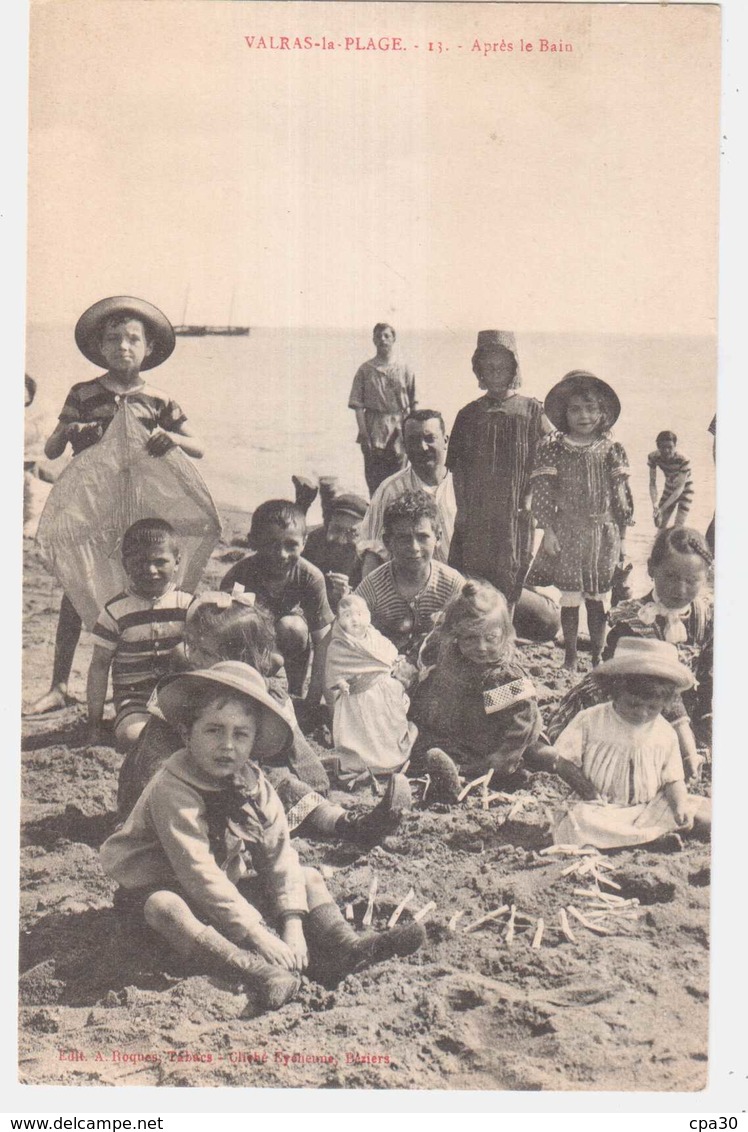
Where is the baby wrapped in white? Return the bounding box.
[325,594,417,775]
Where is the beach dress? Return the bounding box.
[551,702,702,849]
[409,641,542,780]
[446,394,545,604]
[545,590,713,742]
[325,621,416,775]
[648,449,694,526]
[526,435,634,601]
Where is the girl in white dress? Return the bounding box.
[325,594,417,776]
[547,638,711,849]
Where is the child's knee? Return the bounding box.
[115,713,149,751]
[276,615,309,654]
[302,866,331,909]
[143,889,190,931]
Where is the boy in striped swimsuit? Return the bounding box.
[648,431,694,529]
[87,519,192,751]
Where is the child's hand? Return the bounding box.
[66,421,103,448]
[327,572,351,604]
[543,530,561,556]
[146,427,177,457]
[242,923,298,970]
[333,678,351,696]
[391,657,417,689]
[683,753,704,783]
[672,804,694,830]
[281,917,309,971]
[557,760,601,801]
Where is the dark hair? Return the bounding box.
[248,500,306,544]
[122,517,179,558]
[180,685,256,734]
[601,674,678,700]
[373,322,396,341]
[101,310,155,345]
[656,430,677,446]
[439,579,514,654]
[555,378,614,436]
[382,491,441,542]
[185,600,277,675]
[404,409,446,433]
[647,526,713,575]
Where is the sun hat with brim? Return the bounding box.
[596,638,694,691]
[544,370,621,432]
[156,661,293,762]
[75,296,175,371]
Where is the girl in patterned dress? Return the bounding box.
[408,580,542,803]
[527,371,634,669]
[447,330,551,614]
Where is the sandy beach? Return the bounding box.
[19,510,712,1092]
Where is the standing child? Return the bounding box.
[408,580,542,804]
[100,662,425,1007]
[648,431,694,529]
[26,297,204,716]
[527,371,634,669]
[349,323,417,495]
[531,639,710,849]
[87,519,192,751]
[447,330,550,616]
[220,501,334,705]
[325,593,417,776]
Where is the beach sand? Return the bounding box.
[19,515,711,1091]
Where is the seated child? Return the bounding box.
[325,594,417,776]
[117,588,411,847]
[354,491,464,663]
[408,580,542,804]
[220,500,333,703]
[534,638,711,849]
[100,662,425,1010]
[26,296,204,716]
[87,518,192,751]
[648,431,694,529]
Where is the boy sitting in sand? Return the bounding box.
[87,519,193,751]
[219,501,334,706]
[26,296,204,716]
[100,662,425,1010]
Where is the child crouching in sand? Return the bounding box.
[101,662,425,1009]
[408,580,542,803]
[532,639,710,849]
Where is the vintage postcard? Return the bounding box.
[15,0,730,1103]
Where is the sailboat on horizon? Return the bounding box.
[173,287,250,337]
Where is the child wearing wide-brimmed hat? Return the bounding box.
[26,297,205,717]
[100,662,425,1009]
[535,638,711,850]
[527,370,634,669]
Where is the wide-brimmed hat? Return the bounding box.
[329,493,368,520]
[596,638,694,690]
[75,296,175,371]
[544,370,621,431]
[156,661,293,761]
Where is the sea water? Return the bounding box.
[25,324,716,594]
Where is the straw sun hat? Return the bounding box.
[543,370,621,432]
[156,661,293,761]
[75,296,175,371]
[596,638,694,691]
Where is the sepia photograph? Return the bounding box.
[14,0,730,1102]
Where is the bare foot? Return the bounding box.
[562,657,578,672]
[23,684,75,716]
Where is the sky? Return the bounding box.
[26,1,719,334]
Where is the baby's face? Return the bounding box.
[338,599,370,637]
[184,699,258,782]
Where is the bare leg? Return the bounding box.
[25,594,82,714]
[276,614,310,696]
[585,599,608,667]
[113,713,150,753]
[560,606,580,670]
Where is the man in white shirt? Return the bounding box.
[357,410,455,577]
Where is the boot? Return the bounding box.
[291,475,319,516]
[191,926,300,1011]
[334,773,412,846]
[318,476,340,525]
[306,902,426,987]
[424,748,462,804]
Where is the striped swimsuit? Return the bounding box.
[648,450,694,524]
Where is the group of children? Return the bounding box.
[23,299,714,1012]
